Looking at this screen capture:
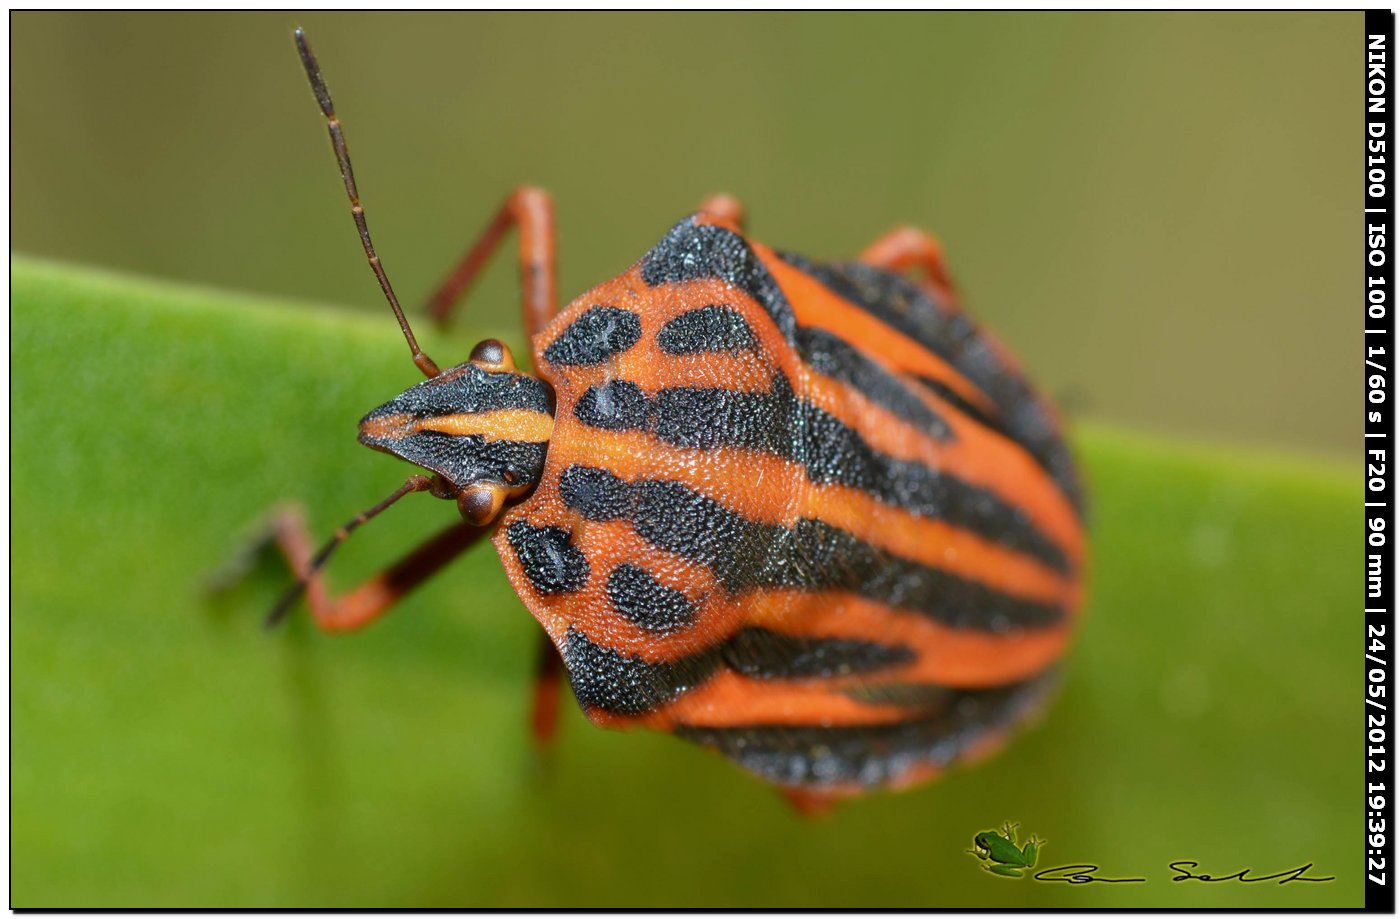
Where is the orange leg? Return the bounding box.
[781,787,838,818]
[697,193,746,231]
[862,225,1029,381]
[530,632,565,748]
[230,504,491,633]
[424,186,558,342]
[858,226,959,306]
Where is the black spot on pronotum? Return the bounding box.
[505,520,590,595]
[543,306,642,367]
[606,564,697,632]
[562,628,720,714]
[640,217,797,342]
[657,305,759,354]
[558,464,635,522]
[574,380,652,431]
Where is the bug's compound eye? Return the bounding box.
[458,481,508,526]
[469,339,516,373]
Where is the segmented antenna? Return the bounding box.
[265,474,435,628]
[293,28,441,379]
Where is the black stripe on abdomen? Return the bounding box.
[558,464,1065,632]
[723,627,915,679]
[571,375,1071,576]
[777,252,1083,515]
[912,374,1004,433]
[675,668,1058,788]
[562,626,916,715]
[794,326,952,438]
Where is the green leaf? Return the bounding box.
[12,256,1357,907]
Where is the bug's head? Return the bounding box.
[357,340,555,526]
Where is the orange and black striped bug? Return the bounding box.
[247,29,1087,813]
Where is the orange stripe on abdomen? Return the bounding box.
[802,365,1085,567]
[757,246,999,417]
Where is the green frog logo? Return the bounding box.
[967,822,1043,878]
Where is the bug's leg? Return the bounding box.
[780,787,837,818]
[424,187,558,341]
[242,501,491,633]
[529,631,565,748]
[861,223,1081,438]
[858,226,959,306]
[697,193,746,231]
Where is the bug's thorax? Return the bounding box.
[357,340,556,524]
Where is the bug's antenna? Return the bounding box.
[265,474,435,628]
[293,28,441,379]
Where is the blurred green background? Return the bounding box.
[12,11,1360,908]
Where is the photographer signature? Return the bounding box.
[966,825,1333,885]
[1030,861,1334,885]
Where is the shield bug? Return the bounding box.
[250,29,1086,811]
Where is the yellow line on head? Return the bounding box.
[413,409,555,444]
